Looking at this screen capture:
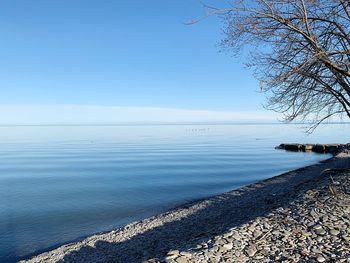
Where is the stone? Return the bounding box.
[325,144,340,153]
[303,144,315,151]
[342,235,350,241]
[313,144,325,153]
[283,144,301,151]
[175,257,189,263]
[330,229,340,236]
[253,230,262,238]
[223,232,232,238]
[245,245,257,257]
[223,243,233,250]
[165,254,178,260]
[168,250,180,255]
[310,210,318,217]
[248,225,255,232]
[300,249,308,256]
[313,225,322,230]
[180,252,192,257]
[316,229,326,235]
[316,255,326,262]
[316,236,323,242]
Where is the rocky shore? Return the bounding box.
[22,153,350,263]
[162,156,350,263]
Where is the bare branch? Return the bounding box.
[207,0,350,130]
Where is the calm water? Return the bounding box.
[0,124,349,262]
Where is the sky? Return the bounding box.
[0,0,274,124]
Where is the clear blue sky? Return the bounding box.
[0,0,268,123]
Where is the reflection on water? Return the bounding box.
[0,124,348,262]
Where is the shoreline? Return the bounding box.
[21,153,350,263]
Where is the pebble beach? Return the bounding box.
[22,152,350,263]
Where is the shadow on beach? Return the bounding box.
[30,155,350,263]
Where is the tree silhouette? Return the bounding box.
[201,0,350,131]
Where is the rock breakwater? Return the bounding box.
[277,143,348,154]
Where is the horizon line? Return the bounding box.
[0,121,349,127]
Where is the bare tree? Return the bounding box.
[200,0,350,131]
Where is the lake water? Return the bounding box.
[0,124,349,262]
